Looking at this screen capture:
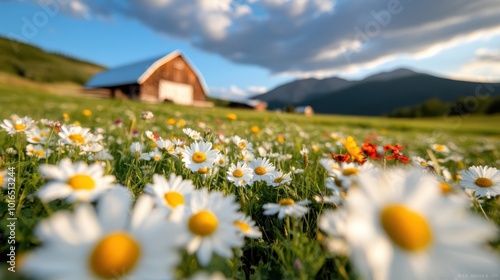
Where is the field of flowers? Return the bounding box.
[1,89,500,280]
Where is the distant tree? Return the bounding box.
[420,98,445,116]
[486,97,500,114]
[285,104,295,113]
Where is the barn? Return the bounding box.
[85,51,211,106]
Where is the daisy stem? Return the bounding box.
[238,187,247,211]
[474,198,491,222]
[334,257,350,280]
[285,216,291,238]
[42,201,53,215]
[16,133,22,201]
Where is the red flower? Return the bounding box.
[362,142,380,159]
[383,143,410,164]
[383,144,404,152]
[330,153,351,163]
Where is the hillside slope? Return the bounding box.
[0,36,104,85]
[301,75,500,116]
[253,76,353,109]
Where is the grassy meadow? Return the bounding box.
[1,84,500,279]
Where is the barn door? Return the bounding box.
[159,80,193,105]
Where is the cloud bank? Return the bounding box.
[30,0,500,78]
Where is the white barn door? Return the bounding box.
[159,80,193,105]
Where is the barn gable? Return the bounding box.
[85,51,210,106]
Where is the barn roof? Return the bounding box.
[85,51,209,94]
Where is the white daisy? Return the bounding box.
[215,154,229,167]
[239,150,254,162]
[430,143,450,154]
[58,125,93,146]
[37,158,116,203]
[182,189,244,266]
[329,162,375,189]
[318,209,350,255]
[411,156,433,168]
[80,143,104,155]
[336,169,499,280]
[460,166,500,198]
[233,135,253,151]
[263,198,310,219]
[249,157,276,183]
[183,128,202,141]
[140,148,163,162]
[145,174,194,219]
[144,130,157,142]
[130,142,144,157]
[227,162,253,187]
[234,213,262,239]
[140,110,155,120]
[319,158,341,176]
[157,138,177,155]
[299,145,309,156]
[181,141,219,173]
[26,127,50,144]
[88,149,114,161]
[26,144,52,159]
[22,188,184,280]
[268,171,292,187]
[1,116,35,135]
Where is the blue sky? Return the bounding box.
[1,0,499,100]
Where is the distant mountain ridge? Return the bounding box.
[255,68,500,116]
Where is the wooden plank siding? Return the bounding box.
[140,55,206,104]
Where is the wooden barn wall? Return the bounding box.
[140,55,206,103]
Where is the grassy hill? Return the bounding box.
[1,83,500,137]
[0,36,105,85]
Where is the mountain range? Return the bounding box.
[254,68,500,116]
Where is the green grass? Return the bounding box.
[0,86,499,279]
[0,37,104,84]
[1,84,499,137]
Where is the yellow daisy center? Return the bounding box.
[14,124,26,131]
[279,198,295,206]
[435,145,444,151]
[218,159,225,165]
[67,174,95,190]
[69,133,85,145]
[342,168,359,176]
[440,182,453,194]
[274,177,284,183]
[192,152,207,163]
[233,169,244,178]
[0,174,3,185]
[380,204,432,252]
[89,232,141,279]
[35,150,45,158]
[255,166,266,175]
[198,167,209,174]
[234,221,250,232]
[32,136,41,142]
[153,155,161,161]
[475,177,493,188]
[238,142,247,150]
[40,132,47,137]
[164,192,184,208]
[420,161,427,166]
[188,210,218,236]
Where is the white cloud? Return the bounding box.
[209,85,268,100]
[451,47,500,82]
